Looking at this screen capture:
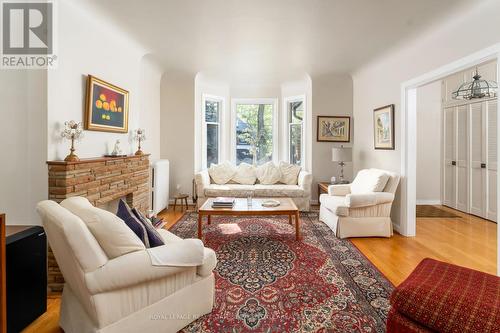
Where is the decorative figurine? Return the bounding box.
[111,139,122,156]
[61,120,84,162]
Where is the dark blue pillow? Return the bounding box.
[116,200,150,248]
[132,208,165,248]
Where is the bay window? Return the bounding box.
[202,96,223,168]
[232,99,278,165]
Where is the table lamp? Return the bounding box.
[332,146,352,184]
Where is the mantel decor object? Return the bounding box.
[133,128,146,156]
[61,120,84,162]
[104,139,127,158]
[332,145,352,184]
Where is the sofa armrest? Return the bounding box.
[345,192,395,208]
[85,250,192,295]
[328,184,351,196]
[194,170,211,198]
[298,170,312,195]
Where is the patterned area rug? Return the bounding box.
[416,205,461,218]
[170,212,393,332]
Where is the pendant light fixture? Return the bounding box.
[452,67,498,100]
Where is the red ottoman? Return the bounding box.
[387,258,500,333]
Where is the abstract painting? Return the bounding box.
[317,116,350,142]
[85,75,129,133]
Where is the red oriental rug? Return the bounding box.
[170,212,393,332]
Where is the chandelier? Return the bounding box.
[452,67,498,100]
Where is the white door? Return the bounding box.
[443,107,457,208]
[469,102,486,218]
[456,105,469,213]
[487,99,498,222]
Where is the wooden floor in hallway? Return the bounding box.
[22,205,497,332]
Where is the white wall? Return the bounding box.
[311,73,353,201]
[0,70,47,225]
[352,0,500,229]
[160,70,196,198]
[47,0,162,161]
[416,80,442,204]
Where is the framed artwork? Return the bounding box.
[85,75,129,133]
[317,116,350,142]
[373,104,395,150]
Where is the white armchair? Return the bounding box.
[319,169,400,238]
[36,200,216,333]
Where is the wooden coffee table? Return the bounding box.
[197,198,301,240]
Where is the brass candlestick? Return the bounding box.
[134,128,146,156]
[61,121,83,162]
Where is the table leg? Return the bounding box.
[295,211,301,241]
[198,214,203,239]
[288,214,293,225]
[173,198,177,211]
[207,215,211,225]
[184,198,188,211]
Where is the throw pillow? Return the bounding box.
[256,162,281,185]
[279,161,301,185]
[61,197,145,259]
[116,200,150,248]
[350,169,390,194]
[232,162,257,184]
[208,161,236,184]
[132,208,165,248]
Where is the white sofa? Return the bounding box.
[319,168,400,238]
[195,162,312,211]
[36,199,217,333]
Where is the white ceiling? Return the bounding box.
[85,0,475,83]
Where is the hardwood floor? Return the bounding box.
[352,205,497,285]
[22,205,497,332]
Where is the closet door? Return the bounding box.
[443,107,456,208]
[456,105,469,212]
[469,102,486,218]
[487,99,498,222]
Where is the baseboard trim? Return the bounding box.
[416,200,442,205]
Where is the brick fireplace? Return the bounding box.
[46,155,151,292]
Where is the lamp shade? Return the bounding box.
[332,147,352,162]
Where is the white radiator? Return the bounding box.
[151,159,169,214]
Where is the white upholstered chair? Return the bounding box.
[36,199,216,333]
[319,169,400,238]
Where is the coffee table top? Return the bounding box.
[199,197,298,214]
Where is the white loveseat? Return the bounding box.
[36,198,217,333]
[195,161,312,211]
[319,168,400,238]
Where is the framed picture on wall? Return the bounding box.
[317,116,351,142]
[85,75,129,133]
[373,104,395,150]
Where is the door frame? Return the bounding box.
[400,43,500,275]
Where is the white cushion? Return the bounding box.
[208,161,236,184]
[278,161,301,185]
[231,163,257,185]
[319,194,349,217]
[350,169,390,194]
[61,197,145,259]
[204,184,255,197]
[256,162,281,185]
[254,184,304,198]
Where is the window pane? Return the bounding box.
[235,104,273,165]
[290,123,302,165]
[207,124,219,166]
[289,101,303,124]
[205,100,219,122]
